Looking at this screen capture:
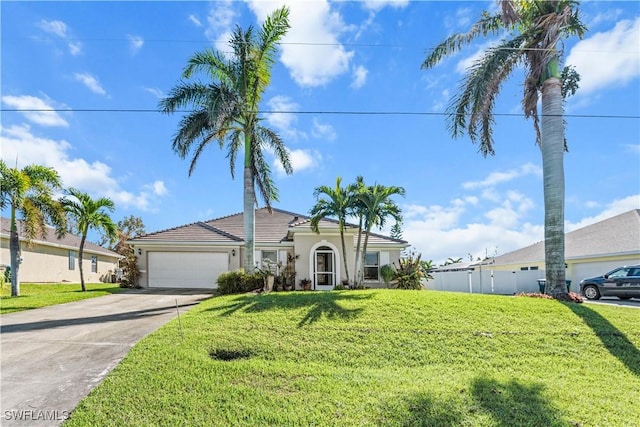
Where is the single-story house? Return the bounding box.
[0,217,121,283]
[428,209,640,294]
[128,207,409,290]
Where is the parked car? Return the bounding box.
[579,265,640,300]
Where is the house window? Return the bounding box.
[69,251,75,270]
[364,252,379,281]
[520,267,529,271]
[91,256,98,273]
[262,250,278,273]
[530,266,539,271]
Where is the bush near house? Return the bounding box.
[217,270,263,295]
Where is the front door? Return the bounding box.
[314,247,335,291]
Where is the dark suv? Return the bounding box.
[580,265,640,300]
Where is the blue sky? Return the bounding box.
[2,0,639,264]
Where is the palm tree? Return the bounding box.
[0,160,67,296]
[61,188,116,291]
[309,177,354,285]
[421,0,585,298]
[356,183,405,288]
[159,7,292,272]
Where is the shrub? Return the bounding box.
[217,270,263,295]
[393,252,424,290]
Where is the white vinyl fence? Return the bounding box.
[426,269,546,295]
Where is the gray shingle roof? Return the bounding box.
[130,207,406,246]
[491,209,640,264]
[1,217,120,258]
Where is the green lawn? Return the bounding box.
[1,283,125,314]
[65,290,639,426]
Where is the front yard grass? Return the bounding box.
[1,283,125,314]
[65,290,640,426]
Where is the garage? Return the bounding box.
[148,252,228,289]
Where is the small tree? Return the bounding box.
[0,160,67,296]
[61,188,117,291]
[393,251,424,290]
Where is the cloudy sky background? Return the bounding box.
[2,1,638,264]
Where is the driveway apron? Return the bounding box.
[1,288,212,426]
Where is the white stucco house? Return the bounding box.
[428,209,640,294]
[128,208,409,290]
[0,217,121,283]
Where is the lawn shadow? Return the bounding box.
[207,291,372,327]
[471,377,568,426]
[382,391,464,426]
[565,302,640,377]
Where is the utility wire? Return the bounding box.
[2,108,638,119]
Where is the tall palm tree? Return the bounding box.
[421,0,585,298]
[356,183,405,288]
[159,7,292,272]
[0,160,67,296]
[61,188,116,291]
[309,177,354,285]
[350,176,366,286]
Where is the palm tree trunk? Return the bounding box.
[359,226,372,288]
[353,216,363,287]
[243,166,255,272]
[339,227,350,284]
[79,233,87,292]
[9,207,20,297]
[540,75,567,297]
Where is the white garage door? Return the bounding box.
[148,252,228,289]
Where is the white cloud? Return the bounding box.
[311,118,337,142]
[127,34,144,54]
[275,148,320,176]
[37,19,67,38]
[462,163,542,189]
[188,14,202,27]
[566,195,640,231]
[143,87,164,98]
[363,0,409,12]
[265,95,303,139]
[73,73,107,96]
[586,9,623,28]
[68,41,82,56]
[455,40,498,74]
[37,19,82,55]
[248,0,354,87]
[445,7,472,31]
[350,65,368,89]
[625,144,640,154]
[1,95,69,127]
[0,124,166,211]
[205,1,236,43]
[566,17,640,95]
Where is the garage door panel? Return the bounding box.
[149,252,227,288]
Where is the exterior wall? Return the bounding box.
[1,237,118,283]
[429,254,640,295]
[134,245,241,288]
[487,253,640,287]
[293,233,356,288]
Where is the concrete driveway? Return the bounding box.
[1,288,212,426]
[583,296,640,309]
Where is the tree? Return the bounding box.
[61,188,117,291]
[355,183,405,288]
[309,177,354,285]
[0,160,67,296]
[421,0,585,298]
[390,220,404,241]
[159,7,292,272]
[110,216,146,288]
[444,257,463,266]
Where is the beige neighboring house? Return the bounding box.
[0,217,121,283]
[128,207,409,290]
[488,209,640,284]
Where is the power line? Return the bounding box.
[4,36,638,55]
[2,108,638,120]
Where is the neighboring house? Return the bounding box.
[128,207,409,290]
[428,209,640,294]
[0,217,121,283]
